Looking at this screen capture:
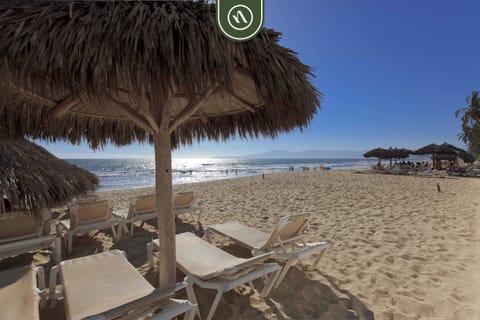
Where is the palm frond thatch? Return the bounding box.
[0,1,321,148]
[0,139,98,212]
[364,148,390,159]
[415,143,465,155]
[364,147,412,159]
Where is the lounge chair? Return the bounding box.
[173,192,202,226]
[0,265,46,320]
[113,194,157,237]
[206,213,330,289]
[114,192,202,239]
[147,232,281,320]
[49,250,196,320]
[57,199,121,255]
[0,211,61,263]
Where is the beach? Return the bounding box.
[4,169,477,320]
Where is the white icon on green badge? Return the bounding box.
[217,0,264,42]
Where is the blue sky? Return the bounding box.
[39,0,480,158]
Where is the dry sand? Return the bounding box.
[1,170,479,320]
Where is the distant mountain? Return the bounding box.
[242,150,365,159]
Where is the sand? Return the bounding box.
[1,170,479,320]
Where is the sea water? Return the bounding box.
[66,158,377,191]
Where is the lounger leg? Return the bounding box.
[261,268,281,297]
[205,228,212,243]
[183,308,196,320]
[273,261,295,290]
[111,226,118,241]
[48,266,60,307]
[130,222,134,236]
[206,289,224,320]
[313,247,328,268]
[184,276,201,320]
[196,208,202,225]
[147,242,154,268]
[67,233,73,255]
[53,237,61,263]
[116,224,122,241]
[36,267,47,308]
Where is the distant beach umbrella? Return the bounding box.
[390,148,413,159]
[415,143,464,155]
[363,148,390,159]
[364,147,412,160]
[415,143,473,162]
[0,139,98,213]
[0,2,320,288]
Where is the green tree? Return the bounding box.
[455,91,480,157]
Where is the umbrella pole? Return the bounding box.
[153,131,175,289]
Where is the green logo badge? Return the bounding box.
[217,0,264,42]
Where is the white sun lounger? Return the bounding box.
[114,192,203,239]
[147,232,281,320]
[206,213,330,289]
[113,194,158,237]
[0,265,47,320]
[49,250,196,320]
[57,199,122,255]
[173,192,202,225]
[0,211,61,263]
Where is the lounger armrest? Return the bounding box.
[84,282,186,320]
[276,241,330,260]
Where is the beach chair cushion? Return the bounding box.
[173,232,272,280]
[174,192,195,209]
[276,213,309,241]
[70,200,111,229]
[0,212,42,241]
[209,213,310,250]
[59,250,154,320]
[0,266,40,320]
[208,222,270,249]
[133,194,156,216]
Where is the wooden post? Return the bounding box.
[153,130,175,289]
[150,83,175,289]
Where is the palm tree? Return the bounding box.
[455,91,480,156]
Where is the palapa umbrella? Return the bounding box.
[363,148,390,159]
[0,2,320,288]
[364,147,412,166]
[415,143,464,155]
[415,143,473,164]
[0,139,98,213]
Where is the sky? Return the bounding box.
[38,0,480,158]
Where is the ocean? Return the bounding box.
[66,158,377,191]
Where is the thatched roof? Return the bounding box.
[0,139,98,212]
[0,1,320,148]
[364,148,390,159]
[415,143,465,155]
[364,147,412,159]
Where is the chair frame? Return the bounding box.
[0,214,61,263]
[57,200,121,255]
[206,213,330,289]
[147,237,281,320]
[49,250,196,320]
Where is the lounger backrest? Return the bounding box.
[174,192,195,209]
[69,200,111,229]
[131,194,156,218]
[264,213,310,249]
[0,211,43,243]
